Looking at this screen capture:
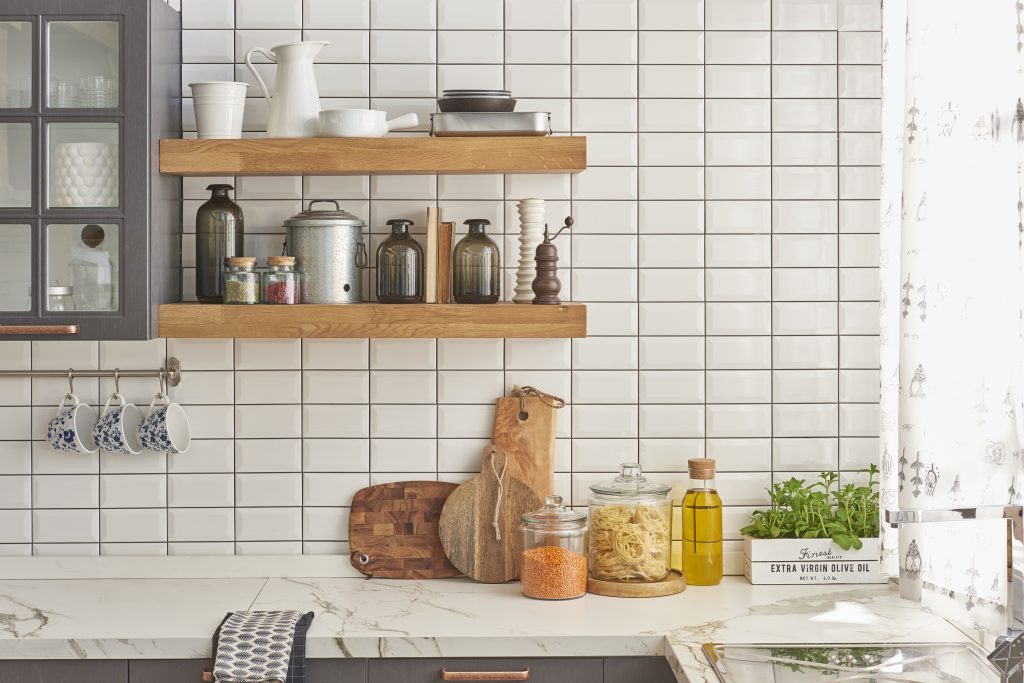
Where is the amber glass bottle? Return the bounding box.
[682,458,723,585]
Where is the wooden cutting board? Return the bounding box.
[439,445,541,583]
[492,394,557,502]
[349,481,460,579]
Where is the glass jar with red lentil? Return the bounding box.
[261,255,300,304]
[519,495,588,600]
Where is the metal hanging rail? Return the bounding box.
[0,357,182,386]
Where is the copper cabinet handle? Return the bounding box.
[0,324,79,335]
[441,669,530,681]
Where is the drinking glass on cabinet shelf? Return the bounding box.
[47,20,119,109]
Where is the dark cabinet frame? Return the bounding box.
[0,0,180,340]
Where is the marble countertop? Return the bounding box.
[0,576,972,682]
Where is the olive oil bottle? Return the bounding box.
[682,458,723,585]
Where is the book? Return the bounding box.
[425,206,439,303]
[437,221,454,304]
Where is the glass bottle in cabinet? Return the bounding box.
[46,223,119,312]
[452,218,500,304]
[195,184,244,303]
[376,219,423,303]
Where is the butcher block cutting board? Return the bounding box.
[439,445,541,583]
[491,393,558,502]
[349,481,460,579]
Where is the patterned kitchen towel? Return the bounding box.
[211,610,315,683]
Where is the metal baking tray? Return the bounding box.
[430,112,551,137]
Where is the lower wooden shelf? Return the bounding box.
[158,303,587,339]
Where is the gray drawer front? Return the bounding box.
[127,659,367,683]
[604,657,675,683]
[368,658,603,683]
[0,661,127,683]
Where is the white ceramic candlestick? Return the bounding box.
[514,198,546,303]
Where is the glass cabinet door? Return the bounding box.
[46,223,119,312]
[0,22,32,109]
[0,224,32,311]
[0,122,31,207]
[47,21,119,109]
[47,122,119,208]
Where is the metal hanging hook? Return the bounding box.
[113,368,121,396]
[66,368,74,398]
[158,368,167,398]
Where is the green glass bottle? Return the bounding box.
[195,184,244,303]
[452,218,500,304]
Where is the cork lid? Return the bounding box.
[688,458,716,480]
[268,256,296,266]
[226,256,256,267]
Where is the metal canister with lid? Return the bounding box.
[283,200,367,303]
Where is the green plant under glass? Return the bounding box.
[739,464,880,551]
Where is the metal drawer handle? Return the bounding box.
[441,669,530,681]
[0,324,79,335]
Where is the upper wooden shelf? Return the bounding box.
[159,303,587,339]
[159,136,587,176]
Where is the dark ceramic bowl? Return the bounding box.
[437,96,517,113]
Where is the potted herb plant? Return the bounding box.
[740,465,886,584]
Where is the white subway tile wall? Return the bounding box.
[3,0,881,570]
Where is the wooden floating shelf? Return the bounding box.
[159,136,587,176]
[159,303,587,339]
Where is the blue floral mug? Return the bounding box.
[138,393,191,454]
[46,393,98,454]
[92,393,143,455]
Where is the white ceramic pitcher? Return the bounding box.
[245,41,328,137]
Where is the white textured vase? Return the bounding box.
[52,142,118,207]
[513,198,546,304]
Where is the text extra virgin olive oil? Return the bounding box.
[682,458,723,586]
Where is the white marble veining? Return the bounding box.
[0,576,972,683]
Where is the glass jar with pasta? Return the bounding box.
[588,463,673,583]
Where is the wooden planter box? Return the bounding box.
[743,537,887,585]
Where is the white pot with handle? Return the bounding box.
[318,109,420,137]
[245,41,328,138]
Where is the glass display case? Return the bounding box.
[0,0,180,339]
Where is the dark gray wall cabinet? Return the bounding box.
[0,0,180,340]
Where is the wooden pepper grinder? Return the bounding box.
[531,216,572,305]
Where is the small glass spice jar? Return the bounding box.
[47,285,75,312]
[588,463,673,583]
[520,495,588,600]
[222,257,259,304]
[262,256,300,304]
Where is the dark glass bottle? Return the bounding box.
[453,219,500,304]
[195,184,244,303]
[376,219,423,303]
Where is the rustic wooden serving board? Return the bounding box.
[349,481,460,579]
[439,446,541,583]
[491,395,557,502]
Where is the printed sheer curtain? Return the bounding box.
[879,0,1024,642]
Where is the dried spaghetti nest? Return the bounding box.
[589,504,671,582]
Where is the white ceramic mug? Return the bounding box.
[46,394,98,454]
[92,393,143,455]
[318,109,419,137]
[190,81,248,139]
[137,393,191,454]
